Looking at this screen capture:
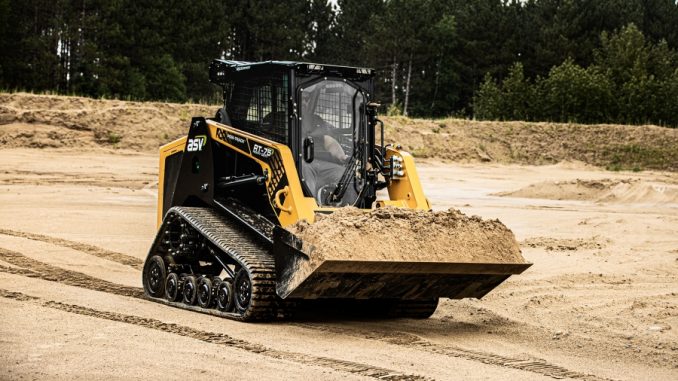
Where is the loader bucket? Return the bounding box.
[272,228,532,300]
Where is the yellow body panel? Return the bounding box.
[206,120,318,227]
[378,147,431,210]
[156,122,430,230]
[157,136,187,228]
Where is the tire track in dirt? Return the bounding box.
[0,263,42,278]
[0,247,143,298]
[0,245,613,381]
[292,323,614,381]
[0,229,143,270]
[0,288,428,381]
[0,175,149,189]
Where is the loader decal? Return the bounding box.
[252,144,274,159]
[186,135,207,152]
[216,128,250,153]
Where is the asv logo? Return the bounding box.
[187,135,207,152]
[252,144,273,158]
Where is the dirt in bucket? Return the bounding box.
[287,206,526,264]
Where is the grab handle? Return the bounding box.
[274,186,292,213]
[303,136,314,163]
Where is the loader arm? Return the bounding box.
[207,119,318,227]
[377,147,431,210]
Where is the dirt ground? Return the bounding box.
[1,148,676,380]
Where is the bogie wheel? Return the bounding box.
[143,255,167,297]
[234,268,252,314]
[165,272,182,302]
[183,275,198,305]
[211,277,223,290]
[197,277,214,308]
[216,281,234,312]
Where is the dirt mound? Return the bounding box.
[384,116,678,171]
[496,178,678,204]
[0,92,215,150]
[288,207,525,264]
[0,123,96,149]
[3,92,677,171]
[521,236,608,251]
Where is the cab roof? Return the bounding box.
[209,59,374,86]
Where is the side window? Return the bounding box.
[225,74,288,144]
[246,85,272,124]
[315,83,353,130]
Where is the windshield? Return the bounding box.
[300,80,365,206]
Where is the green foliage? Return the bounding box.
[94,128,122,145]
[145,54,187,102]
[474,63,539,122]
[1,0,677,126]
[0,0,8,79]
[537,59,615,123]
[107,131,122,145]
[604,144,671,171]
[501,63,536,121]
[474,74,503,120]
[386,103,403,116]
[474,23,678,127]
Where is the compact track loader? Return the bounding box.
[142,60,531,321]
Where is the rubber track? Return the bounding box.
[145,207,279,321]
[0,248,613,381]
[0,288,429,381]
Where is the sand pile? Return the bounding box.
[496,178,678,204]
[0,92,215,150]
[384,116,678,171]
[287,207,526,264]
[3,92,678,172]
[521,236,608,251]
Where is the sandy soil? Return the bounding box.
[289,206,525,262]
[1,148,676,380]
[495,178,678,204]
[0,92,214,150]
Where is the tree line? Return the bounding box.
[474,24,678,127]
[1,0,677,127]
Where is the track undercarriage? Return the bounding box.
[143,207,289,321]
